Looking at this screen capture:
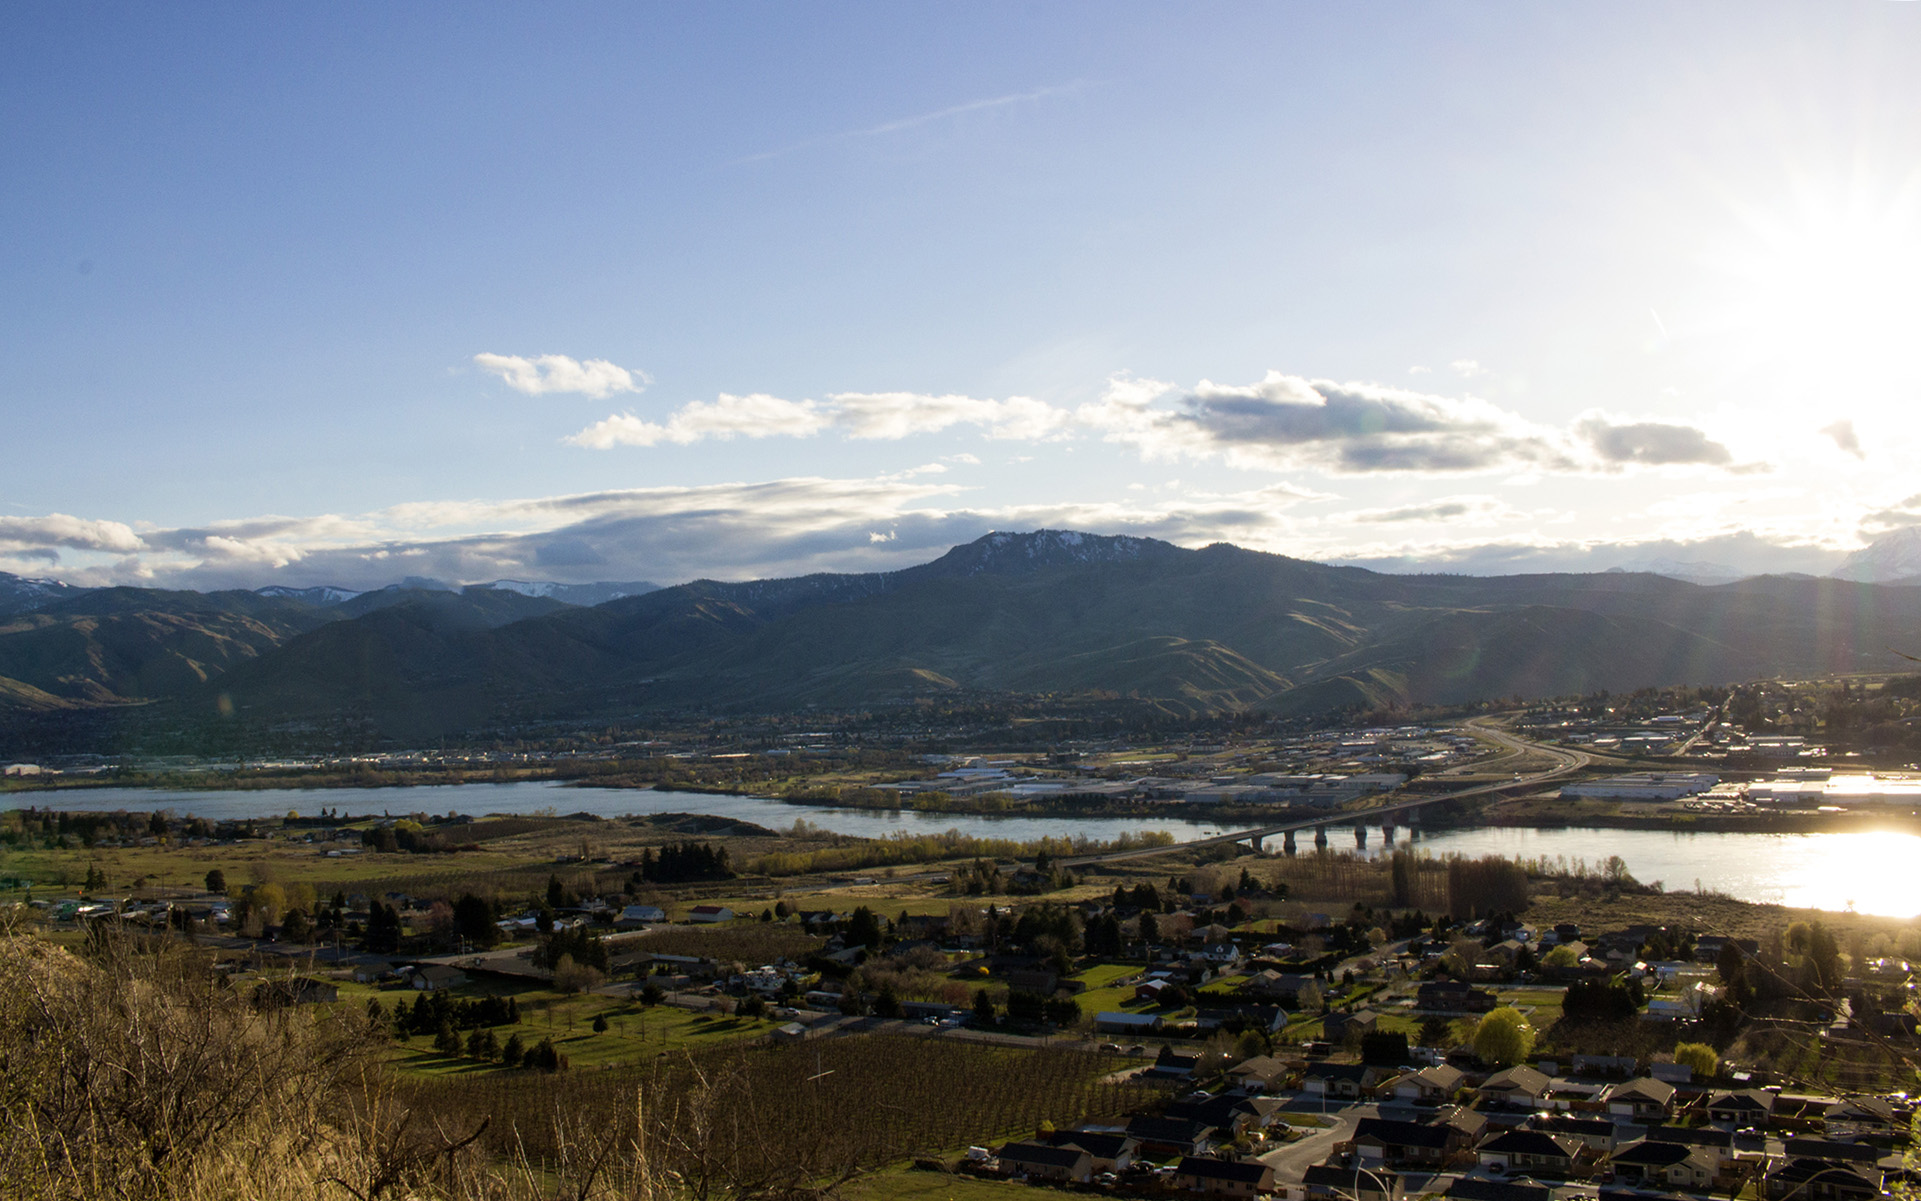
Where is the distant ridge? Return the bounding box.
[7,529,1921,744]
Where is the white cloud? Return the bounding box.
[1451,359,1487,378]
[0,514,145,553]
[570,390,1069,450]
[567,393,828,448]
[1084,370,1570,474]
[1822,419,1865,458]
[474,352,648,399]
[1347,495,1518,525]
[1575,412,1741,468]
[831,391,1072,441]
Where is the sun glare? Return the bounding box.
[1702,180,1921,408]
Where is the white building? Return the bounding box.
[1560,772,1719,802]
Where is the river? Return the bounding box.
[9,782,1919,916]
[0,781,1241,846]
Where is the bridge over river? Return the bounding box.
[1060,717,1595,869]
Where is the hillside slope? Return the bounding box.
[171,530,1921,737]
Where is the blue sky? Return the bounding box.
[5,4,1921,589]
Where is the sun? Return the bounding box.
[1698,177,1921,409]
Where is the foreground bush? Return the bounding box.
[0,925,665,1201]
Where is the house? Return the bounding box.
[1324,1009,1380,1041]
[770,1021,809,1045]
[1780,1139,1883,1168]
[1095,1011,1163,1034]
[1761,1158,1883,1201]
[1124,1115,1217,1158]
[1345,1117,1455,1166]
[1606,1077,1678,1121]
[1610,1138,1717,1192]
[996,1141,1093,1183]
[412,964,467,991]
[1175,1156,1276,1196]
[1195,1003,1290,1037]
[1304,1062,1391,1100]
[1529,1114,1617,1154]
[1445,1179,1553,1201]
[1823,1097,1899,1139]
[1303,1163,1403,1201]
[687,905,734,924]
[1165,1094,1286,1136]
[1150,1045,1202,1078]
[1571,1054,1638,1078]
[1226,1055,1294,1092]
[1041,1131,1137,1174]
[1706,1089,1776,1127]
[615,904,666,928]
[1477,1129,1582,1177]
[1638,1124,1735,1172]
[1136,978,1174,1004]
[1433,1105,1488,1146]
[1478,1065,1553,1109]
[1418,980,1497,1012]
[1387,1064,1465,1105]
[1245,970,1315,1003]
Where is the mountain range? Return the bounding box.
[3,529,1920,745]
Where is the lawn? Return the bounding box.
[1070,961,1147,1016]
[1494,986,1567,1027]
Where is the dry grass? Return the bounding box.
[0,922,672,1201]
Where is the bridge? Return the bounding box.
[1060,717,1593,870]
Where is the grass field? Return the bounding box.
[330,976,784,1074]
[1069,961,1146,1016]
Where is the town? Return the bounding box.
[5,704,1919,1201]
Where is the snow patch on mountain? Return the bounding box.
[936,529,1177,576]
[1832,527,1921,584]
[0,572,91,617]
[471,579,663,606]
[255,585,365,605]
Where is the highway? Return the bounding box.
[1058,716,1594,870]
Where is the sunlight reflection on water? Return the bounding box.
[1405,826,1921,917]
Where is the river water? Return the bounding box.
[10,782,1919,917]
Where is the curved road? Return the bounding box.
[1058,717,1593,870]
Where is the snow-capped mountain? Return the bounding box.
[255,584,365,605]
[1605,558,1750,586]
[469,579,662,606]
[0,572,90,618]
[1832,527,1921,584]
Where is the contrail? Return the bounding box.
[733,82,1085,165]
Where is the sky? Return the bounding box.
[5,3,1921,591]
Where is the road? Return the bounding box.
[1259,1101,1373,1181]
[1058,717,1594,870]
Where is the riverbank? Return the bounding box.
[1473,792,1921,835]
